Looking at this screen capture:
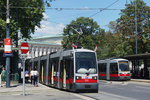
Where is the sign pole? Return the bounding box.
[5,0,10,88]
[22,57,25,96]
[20,42,29,96]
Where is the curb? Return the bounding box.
[130,79,150,83]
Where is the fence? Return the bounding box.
[0,73,18,86]
[10,73,19,81]
[0,74,1,87]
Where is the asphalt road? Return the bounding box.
[1,80,150,100]
[80,80,150,100]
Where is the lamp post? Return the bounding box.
[5,0,10,88]
[88,17,92,49]
[135,0,138,54]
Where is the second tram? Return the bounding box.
[98,58,131,80]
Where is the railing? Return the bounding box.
[10,73,19,81]
[0,74,1,87]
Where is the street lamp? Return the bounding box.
[5,0,10,88]
[135,0,138,54]
[88,17,92,49]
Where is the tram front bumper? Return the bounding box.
[119,76,131,80]
[75,83,98,91]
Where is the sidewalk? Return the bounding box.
[0,81,55,96]
[0,82,82,100]
[131,79,150,83]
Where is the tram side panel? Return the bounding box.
[50,61,55,86]
[43,60,47,84]
[39,62,42,83]
[65,58,74,91]
[98,63,107,80]
[59,59,67,89]
[109,63,119,80]
[46,55,50,85]
[39,60,47,84]
[48,60,52,86]
[58,60,63,89]
[51,58,59,87]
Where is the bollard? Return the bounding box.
[0,74,1,87]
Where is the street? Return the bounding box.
[0,80,150,100]
[80,80,150,100]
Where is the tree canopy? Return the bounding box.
[62,17,105,53]
[109,0,150,54]
[0,0,53,41]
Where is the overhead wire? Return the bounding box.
[89,0,120,17]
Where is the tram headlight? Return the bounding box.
[92,76,97,80]
[76,76,82,80]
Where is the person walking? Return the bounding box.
[1,67,6,86]
[30,69,34,85]
[34,68,38,87]
[25,70,29,83]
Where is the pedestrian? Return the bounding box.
[34,68,38,87]
[25,70,29,83]
[30,69,34,85]
[1,67,6,86]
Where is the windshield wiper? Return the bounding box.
[85,72,89,76]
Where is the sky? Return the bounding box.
[33,0,150,37]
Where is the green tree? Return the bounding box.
[0,0,54,40]
[62,17,105,51]
[109,0,150,54]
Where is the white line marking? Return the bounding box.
[70,93,96,100]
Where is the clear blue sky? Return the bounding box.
[33,0,150,37]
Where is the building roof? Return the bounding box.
[124,53,150,60]
[32,34,63,40]
[26,34,63,45]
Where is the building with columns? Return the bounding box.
[25,35,63,59]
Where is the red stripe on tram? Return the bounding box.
[109,74,119,77]
[76,79,97,83]
[99,73,106,76]
[119,73,130,76]
[66,78,73,84]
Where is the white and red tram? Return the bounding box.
[26,48,98,92]
[98,58,131,80]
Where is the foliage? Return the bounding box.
[62,17,105,52]
[109,0,150,54]
[0,0,54,40]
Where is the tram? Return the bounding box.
[26,48,99,92]
[98,58,131,80]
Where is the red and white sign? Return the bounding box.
[20,42,29,54]
[72,43,77,48]
[94,45,98,52]
[4,38,12,53]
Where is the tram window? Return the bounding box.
[75,52,97,74]
[65,59,74,78]
[98,63,106,73]
[110,63,118,74]
[119,61,129,71]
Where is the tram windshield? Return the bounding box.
[119,61,129,71]
[75,52,97,74]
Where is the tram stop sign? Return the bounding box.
[20,42,29,54]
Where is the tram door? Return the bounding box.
[63,62,66,88]
[42,65,44,83]
[106,63,110,80]
[51,64,54,85]
[39,63,43,83]
[58,60,66,89]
